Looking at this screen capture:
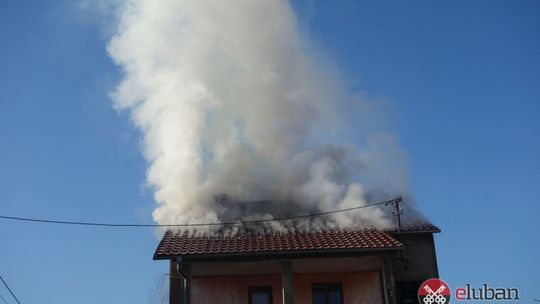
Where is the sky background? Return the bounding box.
[1,0,539,303]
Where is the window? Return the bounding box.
[312,283,343,304]
[249,286,273,304]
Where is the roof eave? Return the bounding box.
[152,231,173,260]
[399,228,441,234]
[153,245,403,261]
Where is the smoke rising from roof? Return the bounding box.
[107,0,410,232]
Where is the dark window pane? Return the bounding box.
[313,292,326,304]
[249,286,272,304]
[312,283,343,304]
[329,291,342,304]
[251,293,270,304]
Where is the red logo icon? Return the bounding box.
[418,278,451,304]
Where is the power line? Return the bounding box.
[0,293,9,304]
[0,276,21,304]
[0,198,399,228]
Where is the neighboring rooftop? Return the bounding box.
[154,229,403,260]
[392,220,440,233]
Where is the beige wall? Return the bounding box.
[192,274,282,304]
[191,272,383,304]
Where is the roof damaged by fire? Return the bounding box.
[154,200,441,304]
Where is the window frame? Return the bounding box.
[248,286,273,304]
[312,282,344,304]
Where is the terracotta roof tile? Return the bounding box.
[154,229,403,259]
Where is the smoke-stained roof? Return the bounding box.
[153,199,440,260]
[154,229,403,260]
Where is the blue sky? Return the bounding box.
[0,0,539,303]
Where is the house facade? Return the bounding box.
[153,224,440,304]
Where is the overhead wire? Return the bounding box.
[0,293,9,304]
[0,276,21,304]
[0,198,399,228]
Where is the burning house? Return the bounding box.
[106,0,442,303]
[153,198,440,304]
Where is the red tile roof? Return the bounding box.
[154,229,403,260]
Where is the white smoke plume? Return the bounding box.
[106,0,410,232]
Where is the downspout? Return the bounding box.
[175,257,187,280]
[169,257,191,304]
[175,257,191,304]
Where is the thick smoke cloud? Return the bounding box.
[107,0,409,232]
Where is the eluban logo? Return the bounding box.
[454,284,519,301]
[418,278,451,304]
[418,279,520,303]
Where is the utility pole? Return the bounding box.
[386,196,407,266]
